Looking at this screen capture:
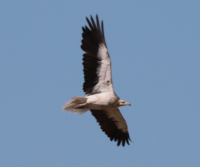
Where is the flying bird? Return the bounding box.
[63,15,131,146]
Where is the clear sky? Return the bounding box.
[1,0,200,167]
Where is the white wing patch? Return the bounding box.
[92,44,114,93]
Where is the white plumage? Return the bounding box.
[63,15,131,146]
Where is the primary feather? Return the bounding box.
[63,15,131,147]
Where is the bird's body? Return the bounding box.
[63,15,131,146]
[86,92,118,108]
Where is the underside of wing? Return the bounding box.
[91,108,131,146]
[81,15,114,95]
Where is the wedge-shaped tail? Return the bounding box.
[62,96,88,114]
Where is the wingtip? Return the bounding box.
[86,16,89,21]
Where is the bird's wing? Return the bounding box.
[91,108,131,146]
[81,15,114,95]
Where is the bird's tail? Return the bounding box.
[62,96,89,114]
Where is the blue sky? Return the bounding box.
[1,0,200,167]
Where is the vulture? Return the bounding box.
[63,15,131,146]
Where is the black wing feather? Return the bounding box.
[81,15,107,95]
[91,109,131,147]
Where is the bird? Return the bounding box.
[63,15,131,146]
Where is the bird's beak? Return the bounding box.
[125,102,131,106]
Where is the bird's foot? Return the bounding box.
[75,103,87,108]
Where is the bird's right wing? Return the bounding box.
[81,15,114,95]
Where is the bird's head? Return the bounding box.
[118,99,131,107]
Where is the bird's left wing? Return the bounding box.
[81,15,114,95]
[91,108,131,146]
